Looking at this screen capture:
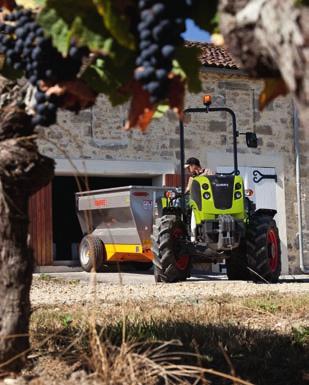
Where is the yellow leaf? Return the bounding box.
[259,78,289,111]
[15,0,38,9]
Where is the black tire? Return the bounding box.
[225,241,251,280]
[246,215,281,283]
[79,235,105,272]
[151,215,191,283]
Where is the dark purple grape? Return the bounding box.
[15,27,27,38]
[156,68,168,80]
[4,24,15,34]
[161,45,175,59]
[152,3,166,16]
[35,91,47,103]
[140,29,151,41]
[0,6,87,128]
[135,0,191,104]
[31,115,46,126]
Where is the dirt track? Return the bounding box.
[31,272,309,306]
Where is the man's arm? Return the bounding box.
[201,168,215,176]
[185,176,194,193]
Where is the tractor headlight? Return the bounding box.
[203,192,211,199]
[235,182,242,190]
[234,191,242,199]
[202,183,209,190]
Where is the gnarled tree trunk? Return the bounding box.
[219,0,309,124]
[0,106,54,371]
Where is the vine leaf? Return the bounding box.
[37,0,114,55]
[93,0,136,50]
[168,74,186,117]
[0,0,16,10]
[40,79,97,111]
[124,81,155,132]
[174,46,201,93]
[124,75,186,131]
[259,78,289,111]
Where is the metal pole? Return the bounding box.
[231,110,238,175]
[293,102,309,273]
[179,119,186,212]
[207,108,238,174]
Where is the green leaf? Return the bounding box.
[174,46,202,93]
[190,0,219,33]
[93,0,136,50]
[37,8,70,54]
[37,0,115,54]
[153,104,169,118]
[69,16,114,53]
[82,57,133,106]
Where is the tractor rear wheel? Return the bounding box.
[152,215,191,283]
[246,215,281,283]
[225,241,250,280]
[79,235,105,272]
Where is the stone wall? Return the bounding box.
[37,70,306,273]
[299,123,309,272]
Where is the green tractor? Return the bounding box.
[152,96,281,283]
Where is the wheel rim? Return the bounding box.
[267,228,279,272]
[172,227,189,271]
[80,242,90,266]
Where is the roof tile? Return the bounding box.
[186,41,240,70]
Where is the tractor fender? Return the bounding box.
[251,208,277,218]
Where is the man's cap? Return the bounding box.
[185,157,201,168]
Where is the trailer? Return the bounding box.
[75,185,172,271]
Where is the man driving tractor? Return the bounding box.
[184,157,214,242]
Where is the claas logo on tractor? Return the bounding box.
[203,95,212,106]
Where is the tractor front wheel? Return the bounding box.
[246,215,281,283]
[152,215,191,283]
[225,241,251,281]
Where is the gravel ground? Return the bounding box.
[31,273,309,306]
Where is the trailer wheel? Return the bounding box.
[225,242,250,280]
[151,215,191,283]
[246,215,281,283]
[79,235,105,272]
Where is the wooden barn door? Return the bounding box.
[164,174,188,187]
[28,183,53,266]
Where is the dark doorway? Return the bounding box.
[52,176,153,262]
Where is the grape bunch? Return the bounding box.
[0,7,89,127]
[135,0,194,104]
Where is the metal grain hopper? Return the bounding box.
[75,186,170,271]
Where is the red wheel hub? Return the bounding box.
[267,228,279,272]
[172,227,189,271]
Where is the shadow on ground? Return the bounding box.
[104,322,308,385]
[34,318,309,385]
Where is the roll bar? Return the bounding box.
[179,105,239,212]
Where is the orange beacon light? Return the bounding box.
[203,95,212,106]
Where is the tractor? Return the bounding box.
[152,95,281,283]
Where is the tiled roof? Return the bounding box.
[185,41,239,70]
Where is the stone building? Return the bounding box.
[30,43,309,275]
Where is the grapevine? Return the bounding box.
[135,0,195,104]
[0,7,89,127]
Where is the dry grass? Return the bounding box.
[22,292,309,385]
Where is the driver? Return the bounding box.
[184,157,214,242]
[185,157,214,193]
